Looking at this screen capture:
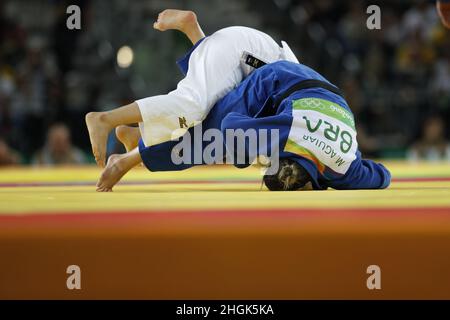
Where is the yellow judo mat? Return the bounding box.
[1,161,450,299]
[0,161,450,214]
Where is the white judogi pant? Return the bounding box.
[136,26,299,147]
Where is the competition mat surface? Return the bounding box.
[1,161,450,299]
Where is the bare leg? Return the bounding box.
[116,125,141,152]
[153,9,205,45]
[87,10,205,167]
[96,147,142,192]
[86,102,142,167]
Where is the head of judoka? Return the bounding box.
[263,158,313,191]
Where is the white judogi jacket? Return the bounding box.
[136,26,299,147]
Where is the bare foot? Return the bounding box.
[153,9,198,32]
[116,125,140,152]
[85,112,112,167]
[96,154,127,192]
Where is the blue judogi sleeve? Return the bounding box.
[328,156,391,190]
[220,111,293,168]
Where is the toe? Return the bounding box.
[97,176,106,188]
[97,186,110,192]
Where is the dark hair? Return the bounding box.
[263,158,311,191]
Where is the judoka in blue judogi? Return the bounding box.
[139,48,391,191]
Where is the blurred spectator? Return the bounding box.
[396,29,435,79]
[10,37,62,156]
[401,0,438,40]
[32,123,87,166]
[0,138,20,166]
[408,115,450,161]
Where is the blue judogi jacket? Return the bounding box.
[139,45,391,190]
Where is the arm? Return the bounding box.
[331,157,391,190]
[220,111,292,168]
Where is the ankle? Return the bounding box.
[179,11,198,32]
[185,11,197,24]
[115,153,135,172]
[107,157,125,176]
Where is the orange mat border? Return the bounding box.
[1,207,449,229]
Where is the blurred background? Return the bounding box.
[0,0,449,166]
